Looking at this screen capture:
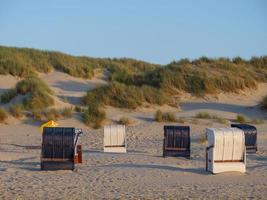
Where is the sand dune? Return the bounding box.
[39,71,108,106]
[0,75,19,95]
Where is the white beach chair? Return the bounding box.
[206,128,246,174]
[104,125,127,153]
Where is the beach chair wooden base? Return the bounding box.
[104,146,127,153]
[41,161,74,171]
[163,150,190,158]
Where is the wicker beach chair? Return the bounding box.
[163,126,190,158]
[206,128,246,174]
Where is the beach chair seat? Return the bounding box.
[206,128,246,174]
[104,125,126,153]
[41,127,83,170]
[163,126,190,158]
[231,124,257,153]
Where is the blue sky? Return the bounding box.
[0,0,266,64]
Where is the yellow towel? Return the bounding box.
[40,120,58,133]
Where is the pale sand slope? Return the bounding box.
[178,83,267,120]
[0,75,19,95]
[39,71,108,106]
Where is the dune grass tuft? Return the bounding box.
[0,76,54,110]
[195,112,229,124]
[195,112,212,119]
[0,108,7,123]
[44,108,61,121]
[83,82,170,110]
[215,118,229,125]
[154,110,178,122]
[118,116,132,126]
[83,103,106,129]
[74,105,84,112]
[32,110,43,121]
[61,107,73,118]
[236,114,247,123]
[9,104,24,118]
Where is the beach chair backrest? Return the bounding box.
[164,126,190,149]
[231,124,257,148]
[42,127,75,160]
[104,125,126,147]
[207,128,245,162]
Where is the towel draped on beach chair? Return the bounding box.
[40,120,58,133]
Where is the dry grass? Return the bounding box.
[75,105,84,112]
[154,110,177,122]
[236,114,247,123]
[61,107,73,118]
[250,118,264,124]
[83,103,106,128]
[30,107,73,122]
[118,116,135,126]
[44,109,61,121]
[9,104,24,118]
[195,112,228,124]
[0,76,54,110]
[0,108,7,123]
[198,134,207,144]
[32,110,43,121]
[215,118,229,125]
[195,112,217,119]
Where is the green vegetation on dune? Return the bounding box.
[83,57,267,127]
[154,110,185,123]
[0,108,7,123]
[1,45,267,128]
[83,82,170,109]
[9,104,24,118]
[109,57,265,95]
[83,102,106,129]
[118,116,131,125]
[0,46,103,78]
[31,107,73,121]
[0,76,54,110]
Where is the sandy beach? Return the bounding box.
[0,72,267,199]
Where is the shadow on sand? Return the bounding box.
[135,116,154,123]
[0,143,40,150]
[58,95,83,105]
[0,88,10,95]
[180,102,266,119]
[99,163,207,175]
[0,156,40,171]
[53,80,92,92]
